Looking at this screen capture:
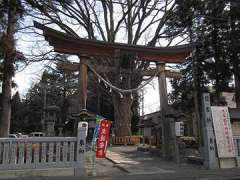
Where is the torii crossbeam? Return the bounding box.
[34,22,194,63]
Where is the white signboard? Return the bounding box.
[211,106,235,158]
[175,122,184,137]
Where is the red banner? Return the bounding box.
[96,120,112,158]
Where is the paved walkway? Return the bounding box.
[85,150,123,176]
[105,145,240,179]
[106,146,198,175]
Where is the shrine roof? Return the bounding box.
[34,22,195,63]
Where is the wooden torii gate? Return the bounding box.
[34,22,194,158]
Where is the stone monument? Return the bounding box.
[45,105,60,136]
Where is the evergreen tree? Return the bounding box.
[169,0,235,111]
[0,0,25,137]
[229,1,240,107]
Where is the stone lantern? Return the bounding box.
[45,105,60,136]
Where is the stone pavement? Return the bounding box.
[106,146,198,175]
[85,150,124,176]
[105,145,240,179]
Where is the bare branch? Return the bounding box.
[148,1,177,46]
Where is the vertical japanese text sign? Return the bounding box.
[211,106,235,158]
[96,120,112,158]
[75,121,88,176]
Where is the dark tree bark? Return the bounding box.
[113,94,133,136]
[230,1,240,107]
[0,0,17,137]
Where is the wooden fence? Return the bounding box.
[0,122,88,173]
[111,136,142,145]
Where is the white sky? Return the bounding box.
[13,61,48,96]
[141,77,173,115]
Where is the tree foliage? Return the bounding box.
[169,0,240,112]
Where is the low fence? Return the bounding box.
[111,136,142,145]
[0,122,87,173]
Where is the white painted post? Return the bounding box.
[10,143,17,164]
[26,143,32,164]
[69,142,75,162]
[18,143,25,164]
[74,121,88,177]
[33,143,40,165]
[48,142,54,163]
[55,142,61,163]
[63,142,68,162]
[3,143,10,164]
[41,143,47,163]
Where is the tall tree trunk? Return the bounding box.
[0,61,12,137]
[113,94,133,137]
[234,73,240,107]
[230,1,240,107]
[0,0,17,137]
[212,2,221,104]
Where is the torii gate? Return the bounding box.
[34,22,194,157]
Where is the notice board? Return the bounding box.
[211,106,235,158]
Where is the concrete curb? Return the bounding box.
[105,156,130,173]
[105,152,130,173]
[0,168,74,179]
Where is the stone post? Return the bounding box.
[46,121,55,137]
[202,93,219,169]
[170,118,180,164]
[58,127,63,137]
[74,121,88,176]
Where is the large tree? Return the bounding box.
[0,0,25,137]
[167,0,237,142]
[27,0,188,136]
[229,1,240,107]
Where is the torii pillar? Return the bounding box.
[78,55,89,111]
[157,62,171,159]
[74,55,89,135]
